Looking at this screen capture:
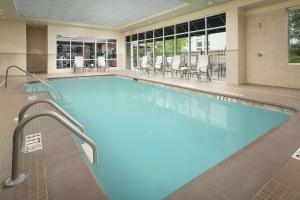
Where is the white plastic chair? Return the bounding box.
[196,55,210,81]
[219,55,226,77]
[150,56,163,74]
[97,56,106,71]
[140,56,149,73]
[74,56,85,72]
[155,56,163,69]
[171,55,183,77]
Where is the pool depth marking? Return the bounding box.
[25,133,42,153]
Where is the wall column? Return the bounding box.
[226,6,247,85]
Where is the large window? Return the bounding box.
[165,36,174,57]
[84,38,96,66]
[176,34,188,55]
[288,7,300,64]
[191,31,206,55]
[56,36,117,69]
[154,38,163,56]
[125,12,226,78]
[146,40,154,66]
[57,36,70,69]
[139,41,146,57]
[107,40,117,67]
[71,37,83,68]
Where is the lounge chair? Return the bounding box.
[171,55,187,78]
[190,56,197,71]
[189,55,211,81]
[164,56,173,75]
[210,55,221,79]
[97,56,106,71]
[149,56,163,75]
[74,56,85,72]
[219,55,226,77]
[140,56,150,73]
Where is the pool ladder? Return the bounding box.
[3,66,63,100]
[5,98,98,187]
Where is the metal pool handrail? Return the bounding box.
[4,65,63,101]
[18,98,85,151]
[5,66,51,88]
[5,111,98,187]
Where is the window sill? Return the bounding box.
[288,63,300,66]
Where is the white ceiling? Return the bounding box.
[14,0,186,28]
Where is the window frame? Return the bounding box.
[288,6,300,65]
[56,36,118,69]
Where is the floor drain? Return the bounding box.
[292,148,300,161]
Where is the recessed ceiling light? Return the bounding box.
[208,1,214,5]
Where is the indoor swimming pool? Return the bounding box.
[24,76,290,200]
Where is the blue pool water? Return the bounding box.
[25,76,289,200]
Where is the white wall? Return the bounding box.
[0,20,26,75]
[246,0,300,89]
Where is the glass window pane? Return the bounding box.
[56,60,70,69]
[138,33,145,40]
[164,26,174,36]
[108,39,116,43]
[126,43,131,69]
[96,42,106,57]
[132,34,137,41]
[207,28,226,52]
[207,13,226,28]
[191,31,206,55]
[84,39,95,60]
[107,60,117,67]
[132,42,138,67]
[56,36,70,60]
[190,18,205,31]
[154,38,163,56]
[126,36,130,43]
[71,37,83,59]
[154,28,163,37]
[146,31,153,39]
[139,41,145,57]
[288,7,300,63]
[164,36,174,57]
[146,40,153,66]
[107,42,117,59]
[176,22,188,34]
[176,34,188,55]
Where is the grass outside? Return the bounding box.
[289,55,300,63]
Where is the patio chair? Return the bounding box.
[149,56,163,75]
[97,56,107,72]
[140,56,150,73]
[74,56,85,72]
[161,56,172,75]
[219,55,226,77]
[189,55,211,81]
[171,55,188,78]
[210,55,221,80]
[183,55,198,79]
[190,56,197,71]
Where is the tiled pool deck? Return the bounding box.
[0,70,300,200]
